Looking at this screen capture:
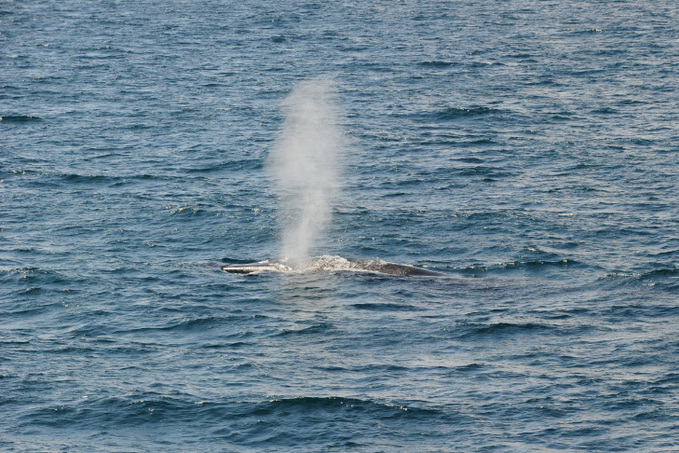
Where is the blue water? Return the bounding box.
[2,1,679,451]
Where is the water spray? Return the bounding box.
[266,77,346,268]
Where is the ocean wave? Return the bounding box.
[113,316,231,336]
[351,302,419,311]
[400,106,504,122]
[418,60,457,67]
[600,267,679,281]
[455,321,554,340]
[19,394,190,428]
[459,259,580,275]
[0,115,42,122]
[0,266,72,288]
[18,394,443,432]
[2,170,177,188]
[599,267,679,291]
[275,322,335,337]
[254,396,438,417]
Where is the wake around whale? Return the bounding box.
[221,255,446,277]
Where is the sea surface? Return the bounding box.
[2,1,679,451]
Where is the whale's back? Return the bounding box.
[221,256,445,276]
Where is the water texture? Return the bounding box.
[2,1,679,451]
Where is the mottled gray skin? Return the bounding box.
[343,258,444,276]
[221,257,445,276]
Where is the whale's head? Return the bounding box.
[221,259,293,275]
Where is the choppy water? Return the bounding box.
[2,1,679,451]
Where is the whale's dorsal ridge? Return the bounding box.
[221,256,446,276]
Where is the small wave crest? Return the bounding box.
[599,267,679,291]
[459,259,579,275]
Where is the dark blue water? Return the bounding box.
[2,1,679,451]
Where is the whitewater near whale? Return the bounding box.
[221,256,446,276]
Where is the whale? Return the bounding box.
[221,256,446,276]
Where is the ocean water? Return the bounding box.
[2,0,679,451]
